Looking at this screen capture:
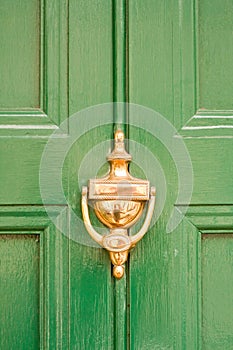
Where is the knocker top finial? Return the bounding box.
[107,129,132,162]
[115,129,124,142]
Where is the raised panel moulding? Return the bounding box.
[176,205,233,232]
[0,0,68,136]
[174,0,233,137]
[179,111,233,138]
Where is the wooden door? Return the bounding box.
[0,1,232,350]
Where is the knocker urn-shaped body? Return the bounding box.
[81,130,156,279]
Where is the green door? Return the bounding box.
[0,1,232,349]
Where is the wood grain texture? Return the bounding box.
[128,0,175,124]
[129,0,233,349]
[112,0,128,135]
[1,0,233,349]
[43,0,69,127]
[0,0,68,134]
[112,2,129,349]
[68,1,114,349]
[0,207,70,350]
[69,242,114,350]
[198,0,233,110]
[179,0,233,136]
[114,275,128,350]
[0,234,40,349]
[202,235,233,349]
[69,0,112,114]
[0,0,40,108]
[186,138,233,204]
[0,138,48,204]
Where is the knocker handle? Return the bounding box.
[81,186,103,246]
[130,187,156,246]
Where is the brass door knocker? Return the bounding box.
[81,130,155,279]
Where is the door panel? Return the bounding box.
[0,0,40,108]
[198,0,233,110]
[0,234,40,349]
[202,235,233,349]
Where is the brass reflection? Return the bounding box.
[81,130,155,279]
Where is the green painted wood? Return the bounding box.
[69,242,114,350]
[113,0,128,135]
[181,205,233,231]
[0,0,68,134]
[43,0,69,127]
[0,0,40,108]
[198,0,233,110]
[129,0,233,349]
[202,235,233,349]
[114,276,128,350]
[69,0,112,114]
[0,234,40,349]
[66,126,115,349]
[112,2,129,349]
[128,0,176,124]
[0,207,70,350]
[0,1,114,348]
[186,138,233,204]
[68,1,114,349]
[0,138,48,204]
[129,212,201,349]
[1,0,233,349]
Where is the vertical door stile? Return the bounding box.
[112,1,129,349]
